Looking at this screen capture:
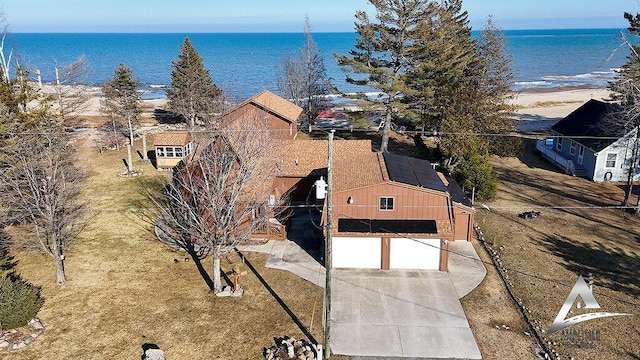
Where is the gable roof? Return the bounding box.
[154,131,191,146]
[382,152,448,192]
[225,90,302,124]
[551,99,625,152]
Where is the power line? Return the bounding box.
[334,213,640,308]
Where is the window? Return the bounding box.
[166,147,175,157]
[379,197,394,211]
[569,141,576,155]
[185,142,193,156]
[556,137,563,151]
[175,147,183,157]
[605,153,617,168]
[156,147,165,158]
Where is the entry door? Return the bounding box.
[578,145,584,165]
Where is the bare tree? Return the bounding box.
[277,17,332,132]
[53,55,91,123]
[155,117,290,293]
[0,117,85,285]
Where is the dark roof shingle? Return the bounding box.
[551,99,625,152]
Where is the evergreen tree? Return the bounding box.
[167,37,222,130]
[277,17,332,132]
[336,0,429,152]
[101,63,141,149]
[608,12,640,210]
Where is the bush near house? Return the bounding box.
[0,247,44,331]
[454,147,497,201]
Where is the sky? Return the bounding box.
[2,0,635,33]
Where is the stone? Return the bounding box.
[0,341,9,349]
[23,336,35,345]
[215,286,232,297]
[32,322,44,330]
[144,348,165,360]
[14,342,26,350]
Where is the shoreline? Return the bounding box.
[69,85,611,132]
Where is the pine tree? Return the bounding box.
[167,37,222,130]
[335,0,429,152]
[101,63,141,149]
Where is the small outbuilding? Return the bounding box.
[154,131,193,170]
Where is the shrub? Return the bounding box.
[0,274,44,330]
[454,147,497,201]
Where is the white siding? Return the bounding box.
[594,131,640,182]
[333,237,381,269]
[390,238,440,270]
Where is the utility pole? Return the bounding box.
[324,130,334,359]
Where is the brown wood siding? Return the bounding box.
[381,237,390,270]
[453,205,475,241]
[333,183,451,223]
[156,157,183,169]
[224,105,295,140]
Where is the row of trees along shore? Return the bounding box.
[335,0,516,200]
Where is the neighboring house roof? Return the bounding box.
[382,152,448,193]
[225,90,303,124]
[154,131,191,146]
[551,99,625,152]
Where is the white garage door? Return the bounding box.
[389,238,440,270]
[333,237,381,269]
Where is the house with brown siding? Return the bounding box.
[222,90,301,140]
[154,132,193,170]
[273,140,475,272]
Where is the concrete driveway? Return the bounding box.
[238,240,485,359]
[330,268,481,359]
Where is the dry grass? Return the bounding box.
[476,143,640,359]
[3,133,326,359]
[460,240,540,359]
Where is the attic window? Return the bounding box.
[569,141,576,155]
[379,197,394,211]
[605,153,617,168]
[556,137,563,151]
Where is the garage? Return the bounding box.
[389,237,441,270]
[333,237,382,269]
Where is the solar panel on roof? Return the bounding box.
[383,152,447,191]
[338,219,438,234]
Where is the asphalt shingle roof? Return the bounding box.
[551,99,625,152]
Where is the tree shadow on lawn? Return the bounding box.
[236,248,318,345]
[539,233,640,300]
[517,139,563,172]
[494,164,620,209]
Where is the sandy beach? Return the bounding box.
[69,85,611,133]
[510,87,611,132]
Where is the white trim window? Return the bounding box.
[555,136,563,151]
[156,146,166,158]
[569,140,576,156]
[605,153,617,168]
[379,197,394,211]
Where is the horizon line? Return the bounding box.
[7,26,628,35]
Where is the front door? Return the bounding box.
[578,145,584,165]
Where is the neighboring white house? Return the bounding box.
[536,99,640,182]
